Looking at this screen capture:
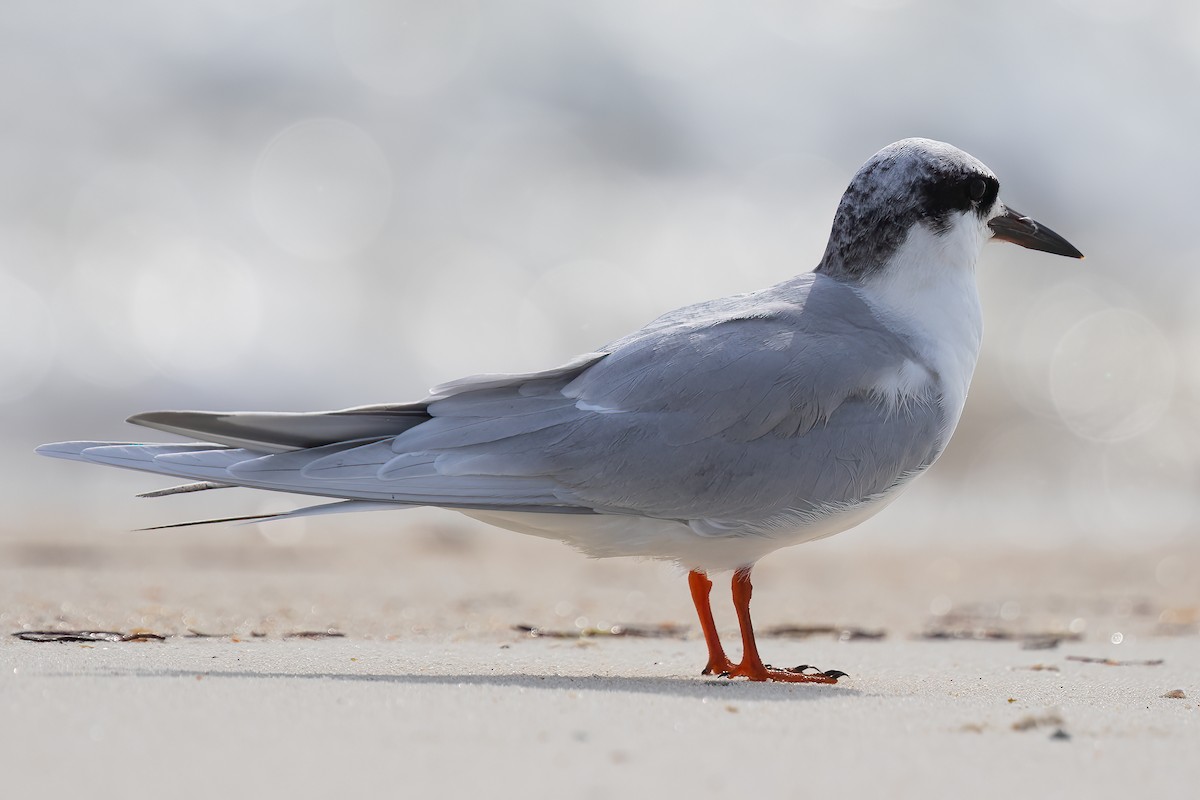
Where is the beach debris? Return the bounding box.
[14,628,348,642]
[919,627,1080,648]
[1161,689,1187,699]
[13,630,122,643]
[185,630,267,639]
[763,624,885,641]
[1017,663,1060,672]
[1066,655,1164,667]
[1012,711,1065,732]
[11,629,165,643]
[1049,729,1071,741]
[514,623,688,639]
[283,630,345,640]
[1019,636,1072,651]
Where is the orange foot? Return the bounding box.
[688,567,847,685]
[723,662,846,684]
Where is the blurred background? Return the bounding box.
[3,0,1198,554]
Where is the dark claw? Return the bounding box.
[792,664,811,673]
[823,670,848,679]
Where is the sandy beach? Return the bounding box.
[4,3,1199,799]
[3,520,1197,800]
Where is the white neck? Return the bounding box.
[854,222,985,437]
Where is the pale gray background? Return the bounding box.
[3,0,1197,551]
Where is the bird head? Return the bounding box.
[816,138,1083,283]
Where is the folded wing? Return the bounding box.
[39,274,945,529]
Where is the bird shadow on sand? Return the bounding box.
[53,667,862,700]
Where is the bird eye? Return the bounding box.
[968,178,987,202]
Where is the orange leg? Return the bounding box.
[688,570,734,675]
[723,567,844,684]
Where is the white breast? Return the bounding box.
[853,223,985,442]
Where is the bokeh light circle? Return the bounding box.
[253,118,392,260]
[131,241,262,383]
[1050,308,1175,442]
[61,217,168,389]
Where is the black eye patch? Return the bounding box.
[921,173,998,226]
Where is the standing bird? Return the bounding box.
[38,139,1082,683]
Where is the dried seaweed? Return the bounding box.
[12,630,165,643]
[1012,711,1065,731]
[283,630,345,640]
[762,624,885,641]
[514,623,688,639]
[918,627,1081,648]
[12,630,123,643]
[1065,655,1164,667]
[14,628,343,642]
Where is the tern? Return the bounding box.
[38,138,1082,682]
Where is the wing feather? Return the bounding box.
[40,274,946,531]
[127,408,428,452]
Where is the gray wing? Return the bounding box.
[42,274,944,525]
[116,354,608,453]
[224,274,944,523]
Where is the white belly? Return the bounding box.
[460,472,918,572]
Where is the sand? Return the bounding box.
[2,521,1197,799]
